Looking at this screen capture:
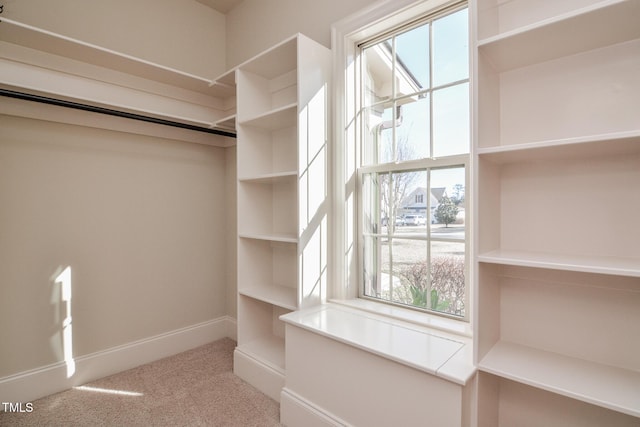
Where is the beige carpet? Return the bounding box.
[0,338,281,426]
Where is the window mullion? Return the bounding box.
[388,172,395,302]
[426,169,433,309]
[392,36,398,164]
[359,155,469,174]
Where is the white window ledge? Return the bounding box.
[280,302,475,385]
[331,298,473,338]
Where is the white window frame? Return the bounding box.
[330,0,472,323]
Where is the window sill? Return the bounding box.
[280,301,475,385]
[331,298,473,338]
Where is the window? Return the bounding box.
[357,3,469,318]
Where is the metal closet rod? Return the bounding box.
[0,88,237,138]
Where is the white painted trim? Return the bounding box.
[0,316,236,403]
[281,387,351,427]
[233,348,284,402]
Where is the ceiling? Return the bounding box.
[195,0,244,14]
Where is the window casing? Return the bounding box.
[355,3,470,319]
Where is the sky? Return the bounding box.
[367,7,469,196]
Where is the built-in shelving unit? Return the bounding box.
[474,0,640,425]
[476,0,640,71]
[0,17,237,139]
[234,34,331,402]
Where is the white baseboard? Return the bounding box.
[280,388,349,427]
[233,348,284,403]
[0,316,237,403]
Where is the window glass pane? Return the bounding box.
[431,241,465,316]
[362,167,466,317]
[363,236,380,298]
[363,105,394,165]
[362,173,384,234]
[380,236,390,299]
[433,83,469,157]
[393,170,427,237]
[358,6,468,317]
[430,167,465,233]
[380,107,394,164]
[433,8,469,87]
[378,173,392,234]
[395,23,430,95]
[391,239,428,307]
[396,95,430,161]
[362,39,393,107]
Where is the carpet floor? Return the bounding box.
[0,338,281,426]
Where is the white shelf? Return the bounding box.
[0,17,229,97]
[236,125,297,178]
[237,336,286,373]
[239,233,298,244]
[478,38,640,147]
[213,114,236,131]
[239,284,297,311]
[238,171,297,184]
[239,103,297,130]
[478,249,640,278]
[477,130,640,163]
[477,144,640,262]
[237,176,297,240]
[477,0,640,71]
[479,341,640,418]
[237,35,298,80]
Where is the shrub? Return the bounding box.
[399,256,465,316]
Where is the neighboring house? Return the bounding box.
[399,187,446,222]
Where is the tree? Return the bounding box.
[434,195,459,228]
[380,171,417,232]
[379,134,418,233]
[451,183,465,205]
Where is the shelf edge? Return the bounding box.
[477,250,640,278]
[478,341,640,418]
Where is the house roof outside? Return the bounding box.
[401,187,446,210]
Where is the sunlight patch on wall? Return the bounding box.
[53,266,75,378]
[298,85,329,308]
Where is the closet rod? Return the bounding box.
[0,88,237,138]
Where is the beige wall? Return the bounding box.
[0,113,228,377]
[0,0,382,381]
[225,0,378,67]
[4,0,226,78]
